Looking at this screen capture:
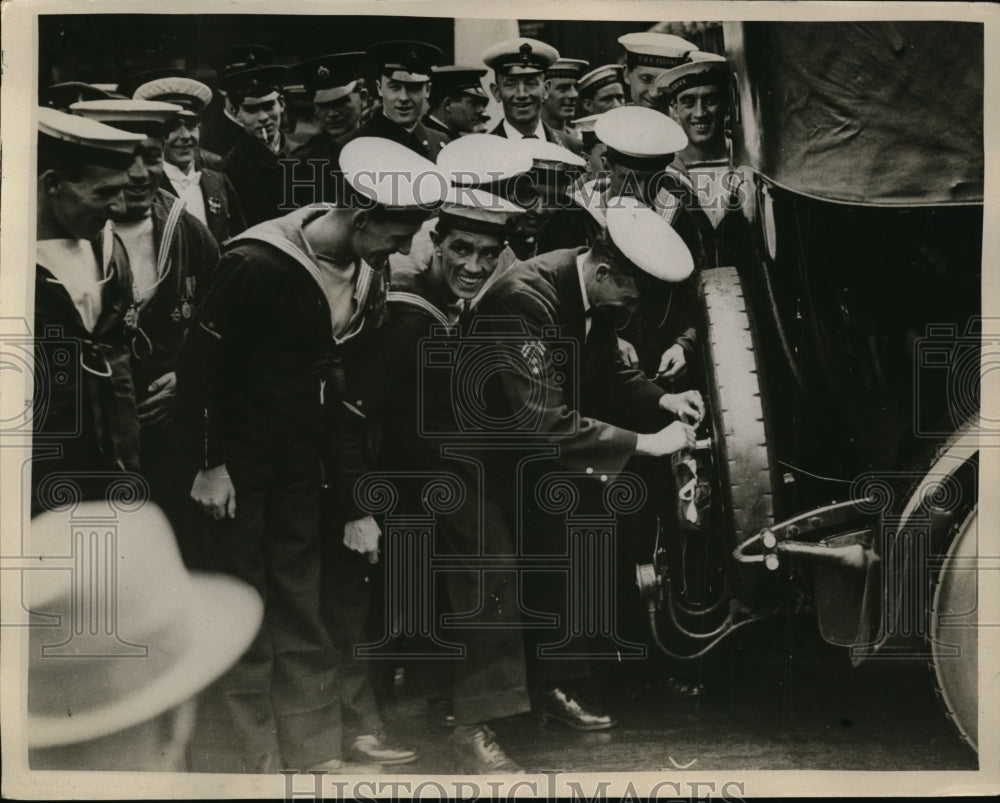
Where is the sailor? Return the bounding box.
[617,31,697,109]
[335,154,531,769]
[132,74,246,243]
[423,65,490,138]
[33,108,143,512]
[70,99,220,539]
[472,198,704,731]
[200,44,277,157]
[482,37,579,152]
[541,57,589,149]
[339,40,449,160]
[575,105,705,380]
[576,64,627,115]
[653,51,754,269]
[217,61,293,226]
[288,51,368,159]
[176,137,446,774]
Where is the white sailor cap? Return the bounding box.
[547,58,589,80]
[69,99,183,138]
[339,137,447,210]
[652,51,729,101]
[604,195,693,283]
[594,106,687,168]
[483,38,559,76]
[618,32,697,70]
[133,76,213,116]
[577,64,625,98]
[439,186,523,236]
[38,106,145,170]
[437,133,534,186]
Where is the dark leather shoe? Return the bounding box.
[427,696,457,728]
[537,686,618,731]
[450,725,524,773]
[347,734,418,765]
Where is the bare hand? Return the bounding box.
[635,421,697,457]
[617,337,640,368]
[137,371,177,427]
[344,515,381,564]
[191,464,236,520]
[659,390,705,425]
[656,344,687,379]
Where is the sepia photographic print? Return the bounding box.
[1,0,998,799]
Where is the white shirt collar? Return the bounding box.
[503,118,545,140]
[163,160,200,184]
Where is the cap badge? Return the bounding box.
[519,42,533,65]
[316,65,330,79]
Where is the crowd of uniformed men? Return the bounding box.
[31,30,753,774]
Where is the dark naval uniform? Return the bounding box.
[472,248,675,688]
[421,113,456,139]
[160,165,246,244]
[337,238,532,725]
[32,231,141,513]
[339,109,449,161]
[221,130,295,227]
[126,189,219,537]
[177,207,388,773]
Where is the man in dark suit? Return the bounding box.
[482,37,580,154]
[423,65,490,139]
[472,199,704,730]
[133,75,246,243]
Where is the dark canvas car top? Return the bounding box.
[726,21,984,206]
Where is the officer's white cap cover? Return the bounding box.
[437,133,534,186]
[594,105,688,158]
[605,195,693,283]
[339,137,447,209]
[483,38,560,76]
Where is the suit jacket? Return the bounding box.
[490,118,583,155]
[472,247,670,477]
[160,166,246,245]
